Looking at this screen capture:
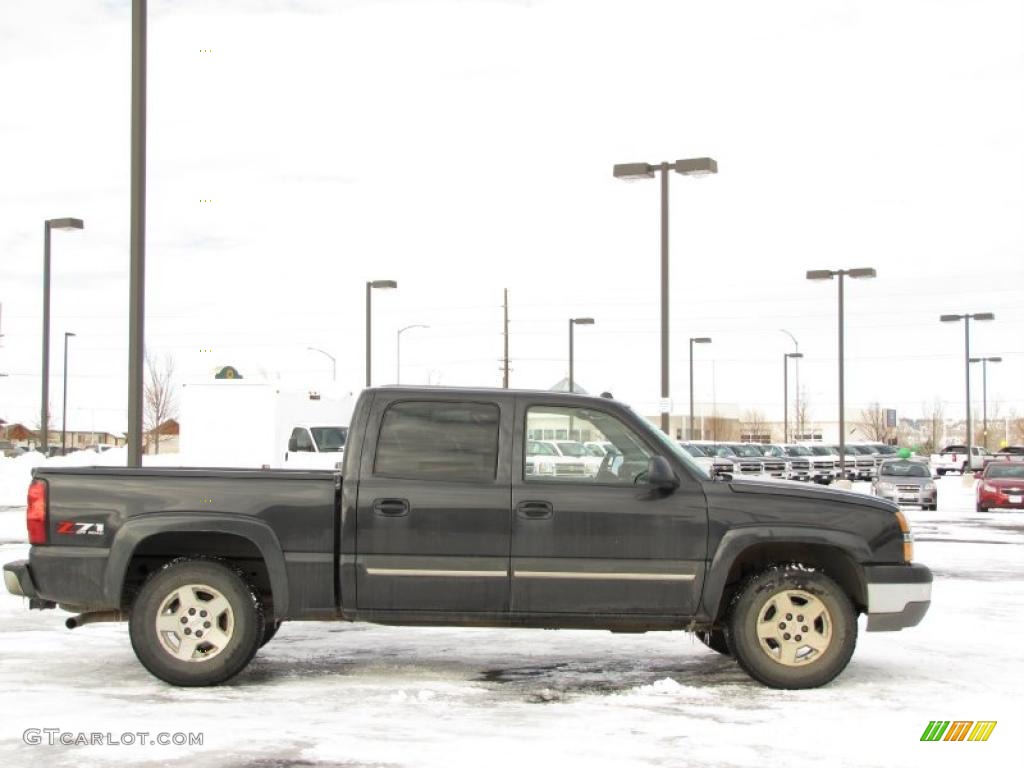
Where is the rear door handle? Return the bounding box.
[372,498,410,517]
[517,500,553,519]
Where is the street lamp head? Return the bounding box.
[786,352,804,359]
[806,270,836,281]
[572,317,595,325]
[674,157,718,176]
[612,162,655,180]
[847,267,877,279]
[972,312,995,321]
[691,337,712,344]
[65,332,76,338]
[939,314,963,322]
[47,218,84,231]
[369,280,397,290]
[989,356,1003,363]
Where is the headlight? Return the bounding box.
[982,483,997,493]
[535,461,556,475]
[876,481,894,492]
[923,482,936,492]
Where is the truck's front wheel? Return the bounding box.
[129,559,265,686]
[727,566,856,689]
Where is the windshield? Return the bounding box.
[311,426,348,453]
[555,441,587,457]
[875,445,898,455]
[527,440,558,456]
[762,445,785,458]
[880,461,929,478]
[679,443,708,458]
[785,446,812,456]
[809,446,833,456]
[730,444,765,458]
[988,464,1024,479]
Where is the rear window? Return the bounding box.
[880,461,929,478]
[374,400,500,482]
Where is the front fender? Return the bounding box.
[105,514,290,617]
[699,525,872,621]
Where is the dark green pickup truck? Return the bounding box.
[5,387,931,688]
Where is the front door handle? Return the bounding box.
[517,500,553,519]
[372,498,410,517]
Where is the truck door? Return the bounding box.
[510,402,707,617]
[354,396,513,614]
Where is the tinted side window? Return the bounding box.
[375,400,500,482]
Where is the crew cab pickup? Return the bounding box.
[930,444,989,475]
[4,387,932,690]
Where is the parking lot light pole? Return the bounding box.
[41,217,84,455]
[940,313,994,464]
[688,337,711,440]
[568,318,595,393]
[807,268,876,480]
[968,356,1001,449]
[613,157,718,433]
[61,332,76,455]
[783,352,804,443]
[780,329,800,437]
[306,347,336,382]
[365,280,397,387]
[396,324,429,385]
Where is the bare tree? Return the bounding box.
[795,387,810,439]
[1009,410,1024,445]
[145,351,177,455]
[707,412,739,442]
[859,402,890,442]
[741,409,769,441]
[919,399,945,455]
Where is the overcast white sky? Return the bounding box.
[1,0,1021,434]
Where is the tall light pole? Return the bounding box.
[365,280,397,387]
[61,332,76,455]
[780,329,800,437]
[396,324,429,385]
[783,352,803,443]
[688,337,711,440]
[568,317,594,393]
[969,356,1001,450]
[613,157,718,433]
[306,347,336,382]
[939,311,995,457]
[127,0,148,468]
[807,267,877,479]
[41,217,84,455]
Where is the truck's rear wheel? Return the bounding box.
[695,629,730,655]
[727,566,856,689]
[129,559,264,686]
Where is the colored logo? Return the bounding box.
[921,721,997,742]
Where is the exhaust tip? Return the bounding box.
[65,616,79,629]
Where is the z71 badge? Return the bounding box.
[56,521,105,536]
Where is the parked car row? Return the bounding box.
[677,441,899,484]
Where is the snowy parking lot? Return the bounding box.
[0,475,1021,768]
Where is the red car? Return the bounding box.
[976,462,1024,512]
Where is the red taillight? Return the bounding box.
[27,479,48,545]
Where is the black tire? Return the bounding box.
[696,629,731,656]
[260,620,282,648]
[129,558,264,687]
[937,469,946,476]
[726,565,856,689]
[976,503,986,513]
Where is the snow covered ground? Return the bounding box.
[0,473,1020,767]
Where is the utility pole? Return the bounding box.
[501,288,510,388]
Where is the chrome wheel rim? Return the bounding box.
[755,588,832,667]
[155,583,234,662]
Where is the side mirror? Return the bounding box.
[647,456,679,491]
[288,437,298,452]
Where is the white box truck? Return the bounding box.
[179,382,354,469]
